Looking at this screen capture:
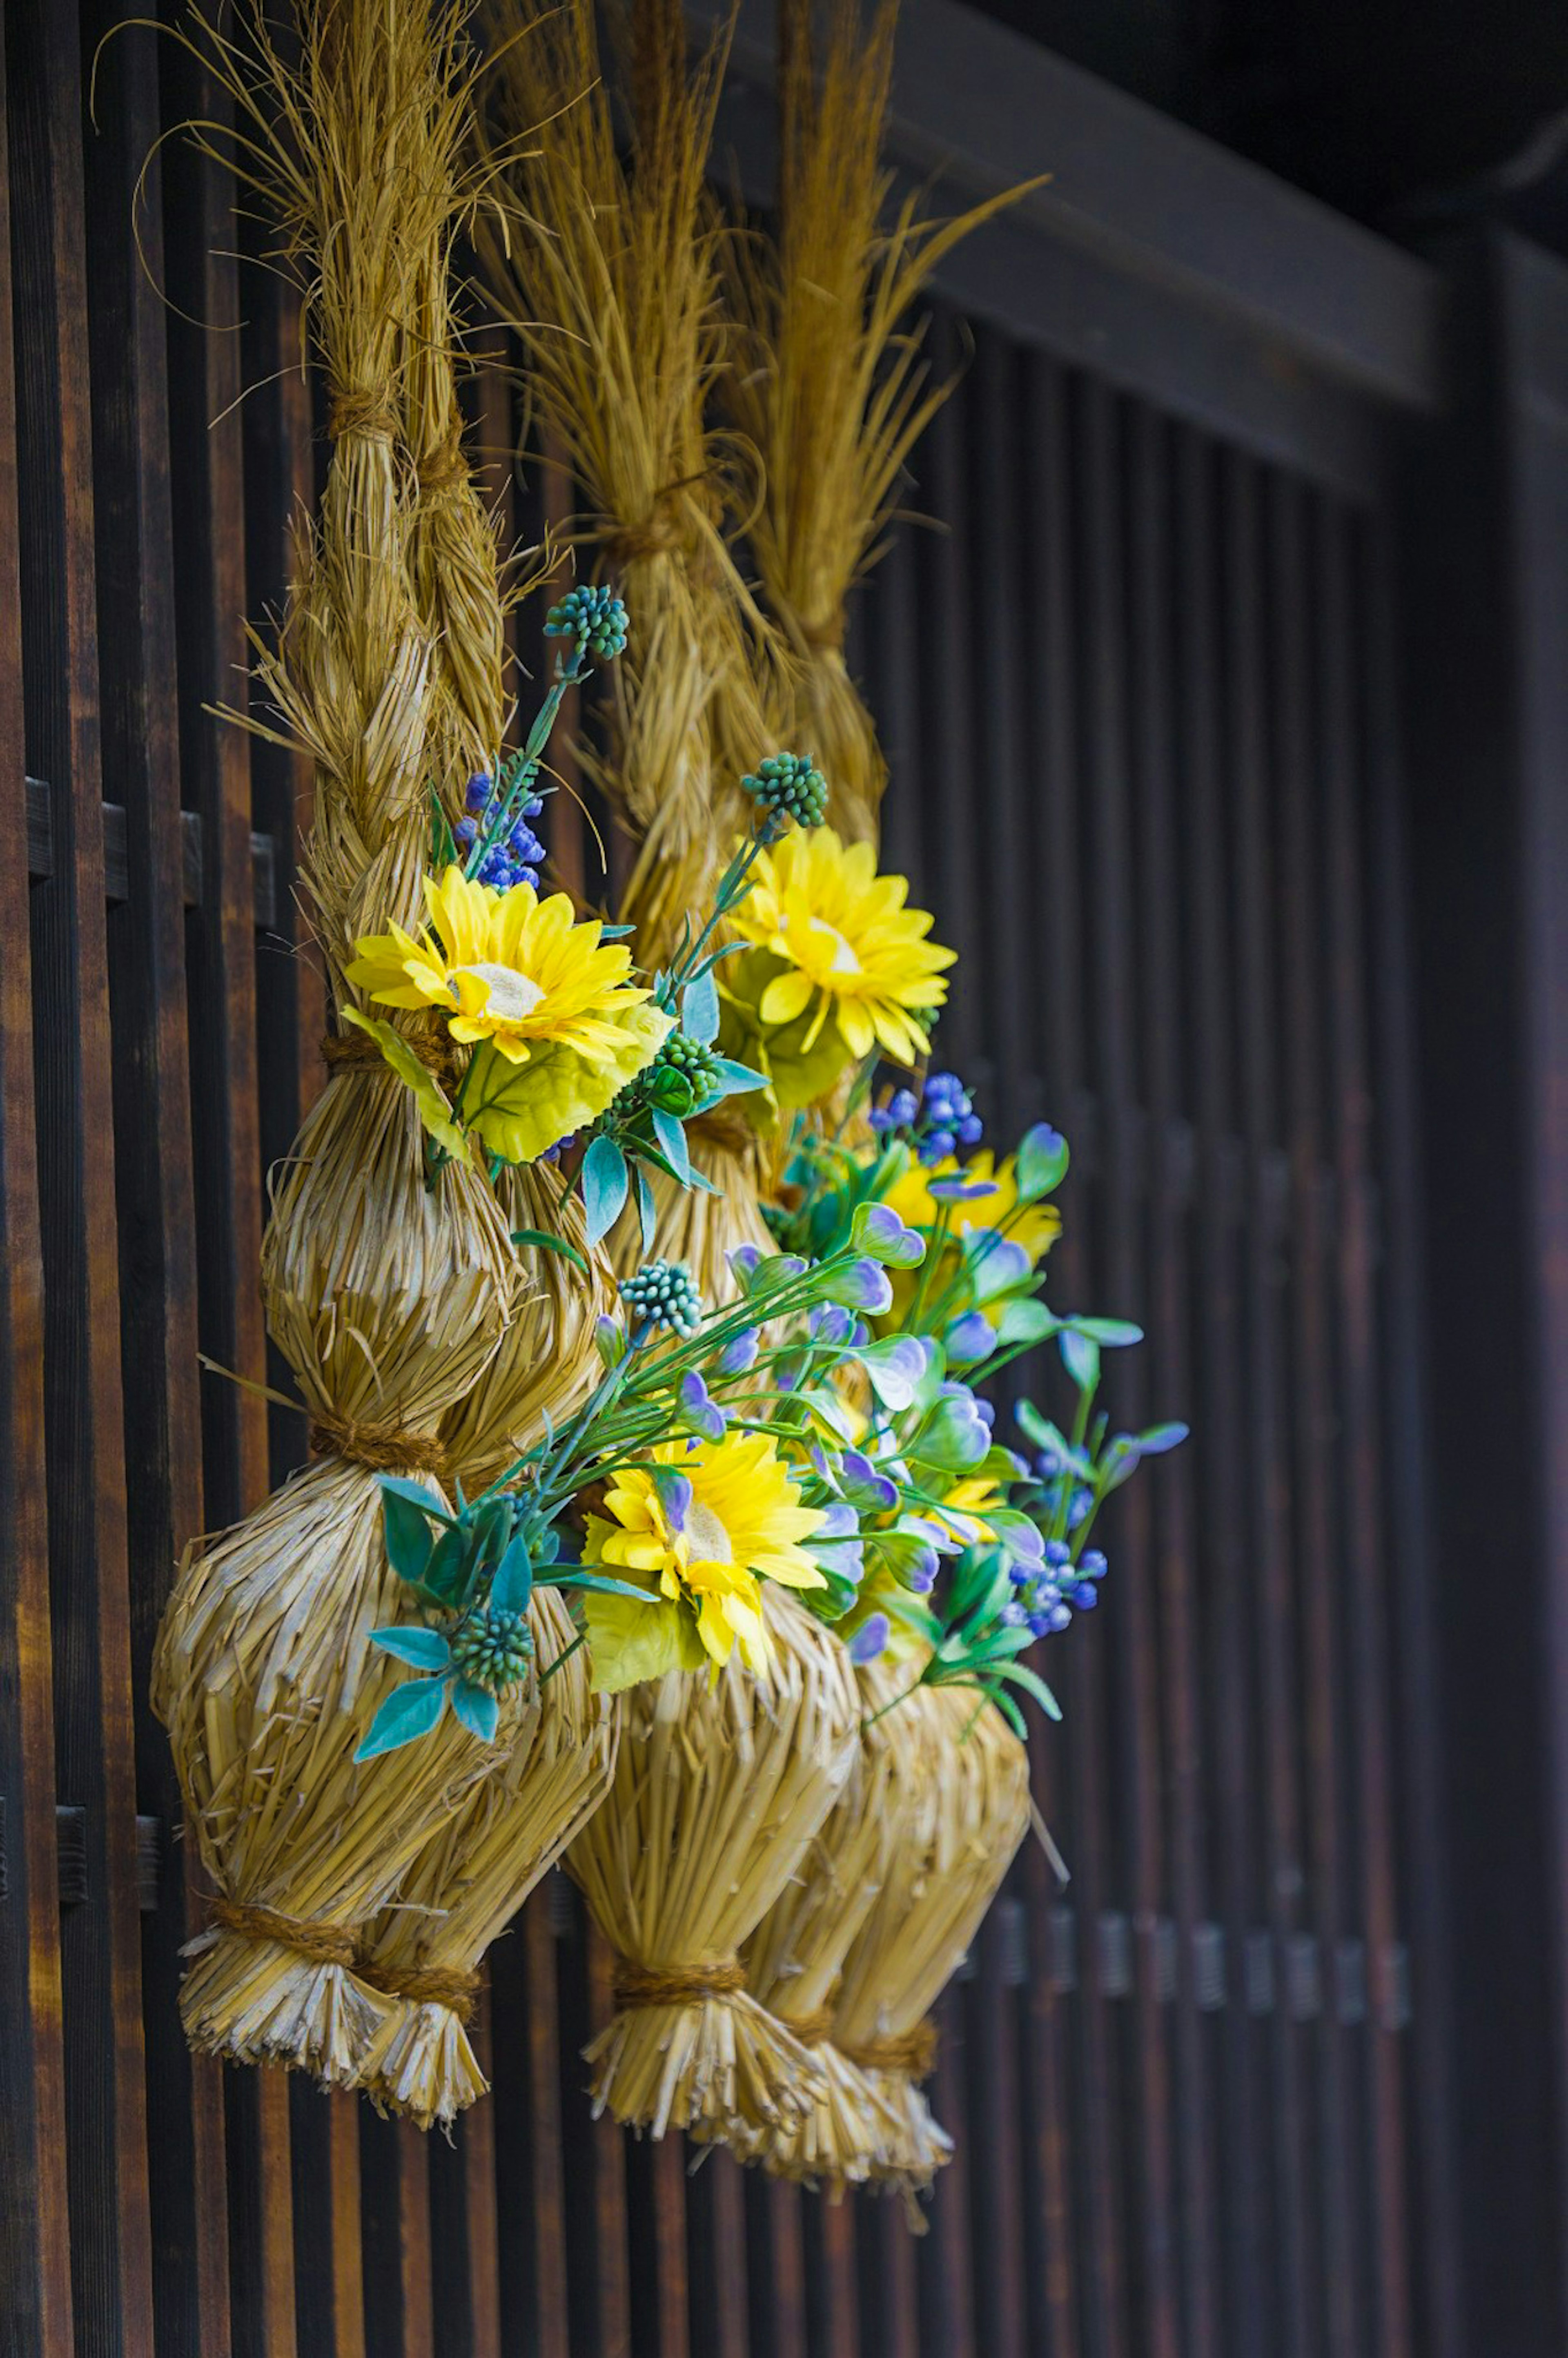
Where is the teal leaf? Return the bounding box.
[490,1529,534,1616]
[682,967,720,1045]
[379,1475,455,1527]
[512,1226,590,1278]
[1059,1328,1101,1392]
[1070,1316,1144,1348]
[582,1135,629,1245]
[422,1523,468,1605]
[381,1484,437,1587]
[451,1679,501,1742]
[634,1162,658,1254]
[1015,1123,1070,1202]
[651,1106,692,1183]
[996,1299,1057,1349]
[369,1625,452,1671]
[354,1674,449,1762]
[707,1056,769,1097]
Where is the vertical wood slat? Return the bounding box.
[154,33,297,2358]
[76,7,234,2350]
[1318,502,1415,2358]
[1018,343,1083,2358]
[6,2,155,2348]
[1078,373,1180,2358]
[1266,468,1361,2358]
[1124,402,1222,2358]
[1175,423,1269,2358]
[0,0,73,2345]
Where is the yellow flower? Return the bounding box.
[346,865,655,1067]
[345,865,670,1164]
[930,1474,1002,1548]
[582,1431,826,1682]
[729,828,954,1066]
[878,1149,1061,1322]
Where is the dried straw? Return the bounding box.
[605,1117,777,1310]
[151,0,550,2102]
[474,0,768,962]
[564,1590,860,2141]
[719,0,1041,845]
[356,1589,618,2127]
[821,1666,1030,2206]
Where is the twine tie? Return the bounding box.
[612,1956,747,2010]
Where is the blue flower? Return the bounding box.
[679,1371,727,1443]
[1079,1549,1107,1578]
[809,1303,855,1347]
[889,1087,918,1126]
[945,1310,996,1366]
[464,772,491,814]
[821,1257,894,1315]
[848,1614,891,1665]
[714,1326,760,1377]
[727,1243,763,1286]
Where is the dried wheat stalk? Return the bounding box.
[564,1590,860,2141]
[473,0,769,962]
[719,0,1040,846]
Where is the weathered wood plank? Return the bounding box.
[6,0,155,2342]
[0,0,74,2342]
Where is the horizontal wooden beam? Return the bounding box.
[24,775,276,928]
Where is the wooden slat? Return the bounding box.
[1319,501,1415,2358]
[75,4,234,2347]
[1267,467,1361,2358]
[1078,372,1180,2358]
[5,1,155,2345]
[0,0,74,2344]
[1016,342,1083,2358]
[1125,399,1221,2358]
[154,34,297,2356]
[1174,422,1269,2355]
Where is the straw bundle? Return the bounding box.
[720,0,1040,845]
[357,1589,617,2127]
[474,0,767,962]
[822,1665,1030,2203]
[151,0,584,2102]
[606,1115,777,1308]
[565,1590,860,2142]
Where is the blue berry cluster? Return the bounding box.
[621,1258,703,1340]
[743,751,829,831]
[1000,1538,1108,1639]
[454,769,545,893]
[544,583,629,661]
[1031,1444,1095,1531]
[868,1068,984,1162]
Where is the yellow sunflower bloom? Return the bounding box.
[879,1149,1062,1324]
[346,865,655,1066]
[345,865,670,1163]
[728,828,954,1067]
[581,1431,826,1687]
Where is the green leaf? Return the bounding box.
[706,1056,769,1097]
[381,1483,437,1586]
[341,1008,470,1164]
[1014,1122,1069,1202]
[582,1135,629,1245]
[1000,1660,1063,1721]
[512,1226,590,1278]
[490,1529,534,1616]
[996,1299,1057,1349]
[1070,1316,1144,1348]
[380,1475,455,1527]
[650,1107,691,1183]
[539,1631,588,1685]
[682,967,720,1045]
[549,1568,666,1603]
[635,1162,657,1255]
[354,1674,450,1762]
[369,1625,452,1671]
[583,1590,708,1692]
[1059,1328,1101,1392]
[451,1679,501,1743]
[849,1200,926,1268]
[422,1523,469,1605]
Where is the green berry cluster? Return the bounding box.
[451,1606,534,1696]
[742,751,829,831]
[621,1258,703,1339]
[544,583,629,662]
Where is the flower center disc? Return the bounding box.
[684,1501,733,1565]
[454,961,546,1023]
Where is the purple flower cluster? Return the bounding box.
[453,769,546,893]
[1001,1538,1108,1639]
[868,1068,984,1163]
